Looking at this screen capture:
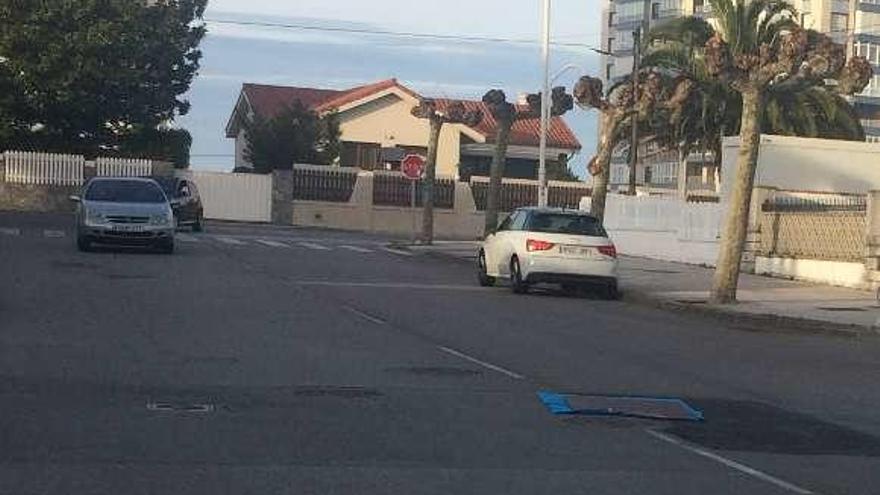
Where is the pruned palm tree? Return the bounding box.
[642,0,871,303]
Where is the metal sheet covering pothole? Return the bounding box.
[537,391,703,421]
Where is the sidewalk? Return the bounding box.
[399,241,880,335]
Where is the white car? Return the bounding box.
[477,207,619,298]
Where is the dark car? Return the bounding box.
[154,176,204,232]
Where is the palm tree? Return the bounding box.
[648,0,873,303]
[411,100,482,244]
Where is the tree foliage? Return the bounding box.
[0,0,207,167]
[243,103,341,173]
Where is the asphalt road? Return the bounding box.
[2,212,880,494]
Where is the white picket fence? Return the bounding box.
[3,151,84,186]
[181,170,272,223]
[96,157,152,177]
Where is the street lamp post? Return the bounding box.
[538,0,552,207]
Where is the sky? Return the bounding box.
[179,0,605,175]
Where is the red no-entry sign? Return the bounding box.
[401,154,425,180]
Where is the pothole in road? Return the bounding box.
[663,398,880,456]
[385,366,482,377]
[292,386,383,398]
[146,401,215,413]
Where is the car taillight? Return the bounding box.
[598,244,617,258]
[526,239,555,252]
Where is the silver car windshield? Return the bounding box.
[85,181,166,203]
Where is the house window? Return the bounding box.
[830,13,848,33]
[340,141,380,169]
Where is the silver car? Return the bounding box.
[71,177,176,253]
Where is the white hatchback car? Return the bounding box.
[477,207,619,298]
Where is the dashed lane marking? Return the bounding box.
[255,239,289,248]
[298,242,331,251]
[645,429,816,495]
[0,227,21,236]
[215,236,247,246]
[382,247,414,257]
[43,229,65,238]
[176,233,199,243]
[340,245,374,253]
[438,346,525,380]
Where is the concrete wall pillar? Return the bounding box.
[271,170,293,225]
[741,186,777,272]
[864,190,880,289]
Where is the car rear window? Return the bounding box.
[527,213,607,237]
[85,180,166,203]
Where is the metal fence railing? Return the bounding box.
[372,172,455,209]
[469,176,590,211]
[292,166,359,202]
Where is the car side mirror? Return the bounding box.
[69,195,81,202]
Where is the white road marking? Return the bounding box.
[215,236,246,246]
[285,280,484,292]
[645,429,815,495]
[298,242,331,251]
[43,229,65,238]
[382,247,414,256]
[340,245,374,253]
[0,227,21,236]
[255,239,289,248]
[176,233,199,243]
[343,306,387,325]
[438,346,524,380]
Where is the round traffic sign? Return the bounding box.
[401,154,425,180]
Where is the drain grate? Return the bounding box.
[537,391,703,421]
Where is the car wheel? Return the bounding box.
[477,250,495,287]
[605,280,621,301]
[192,215,204,233]
[76,235,91,252]
[510,256,529,294]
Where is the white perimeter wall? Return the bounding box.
[582,194,722,266]
[178,170,272,223]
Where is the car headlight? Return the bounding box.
[86,209,106,224]
[150,212,171,226]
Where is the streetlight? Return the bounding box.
[538,0,551,207]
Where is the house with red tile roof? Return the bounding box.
[225,78,581,179]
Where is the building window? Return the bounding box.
[831,13,848,33]
[607,37,615,51]
[651,2,660,19]
[608,11,615,26]
[340,141,380,169]
[606,63,614,80]
[693,0,703,14]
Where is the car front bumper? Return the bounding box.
[79,225,175,246]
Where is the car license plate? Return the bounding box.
[561,246,595,257]
[111,224,144,232]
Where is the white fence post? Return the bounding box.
[2,151,85,186]
[95,157,152,177]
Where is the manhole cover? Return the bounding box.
[147,401,214,413]
[817,306,868,312]
[385,366,481,377]
[537,391,703,421]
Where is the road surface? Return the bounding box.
[2,212,880,494]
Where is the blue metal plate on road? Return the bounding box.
[537,391,704,421]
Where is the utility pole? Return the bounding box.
[627,28,640,195]
[538,0,551,207]
[627,0,652,196]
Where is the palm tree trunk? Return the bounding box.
[711,88,763,304]
[421,117,442,244]
[484,120,512,235]
[589,112,617,223]
[676,144,688,199]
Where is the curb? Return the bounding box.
[393,242,878,339]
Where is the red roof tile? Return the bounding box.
[242,83,342,119]
[433,99,581,150]
[314,78,419,112]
